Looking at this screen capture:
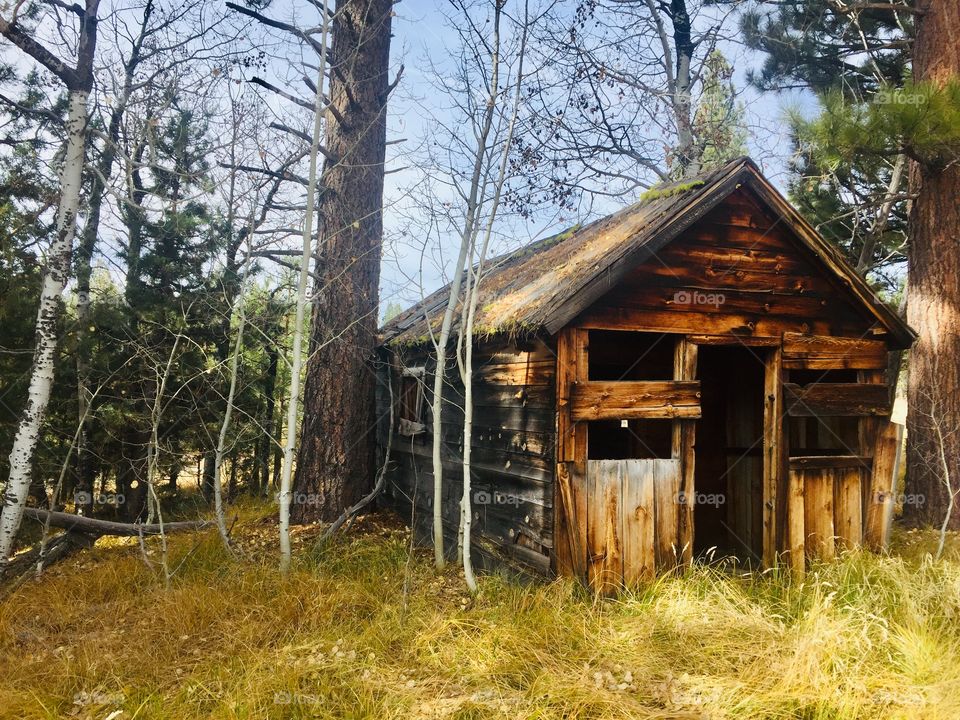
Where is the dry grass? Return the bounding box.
[2,503,960,719]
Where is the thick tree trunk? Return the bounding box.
[0,91,89,566]
[904,0,960,529]
[292,0,394,523]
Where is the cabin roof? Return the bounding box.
[380,157,915,349]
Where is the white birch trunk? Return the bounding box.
[458,3,527,594]
[211,271,249,553]
[0,90,89,568]
[279,0,330,574]
[429,1,508,571]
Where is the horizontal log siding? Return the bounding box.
[381,339,557,575]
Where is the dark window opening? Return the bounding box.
[788,369,859,385]
[786,369,862,454]
[788,416,860,455]
[588,331,674,381]
[587,419,672,459]
[398,367,427,435]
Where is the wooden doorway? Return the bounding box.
[693,345,767,564]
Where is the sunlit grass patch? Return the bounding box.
[1,511,959,719]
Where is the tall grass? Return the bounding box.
[1,512,958,719]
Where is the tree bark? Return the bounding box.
[904,0,960,528]
[292,0,394,523]
[0,90,90,566]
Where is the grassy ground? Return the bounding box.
[2,502,960,720]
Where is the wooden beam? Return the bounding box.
[673,337,697,566]
[864,420,902,550]
[763,348,785,570]
[783,382,891,417]
[782,332,888,370]
[687,334,780,347]
[571,380,701,421]
[576,308,842,339]
[789,455,872,470]
[556,329,588,462]
[554,328,588,580]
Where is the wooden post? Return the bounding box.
[864,420,902,550]
[858,369,885,546]
[673,336,697,566]
[762,347,786,570]
[554,328,589,578]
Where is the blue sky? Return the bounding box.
[375,0,818,316]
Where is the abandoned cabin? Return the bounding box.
[377,156,915,590]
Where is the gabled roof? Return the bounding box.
[381,157,915,349]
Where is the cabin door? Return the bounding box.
[582,458,684,591]
[555,331,698,591]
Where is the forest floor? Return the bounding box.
[2,499,960,720]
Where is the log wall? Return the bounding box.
[380,338,557,575]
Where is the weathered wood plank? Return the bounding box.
[652,459,682,570]
[570,380,701,421]
[474,359,556,386]
[576,307,853,339]
[783,383,891,417]
[803,469,835,561]
[864,420,902,551]
[763,347,784,569]
[834,467,863,550]
[787,467,805,577]
[554,328,587,579]
[555,461,587,580]
[622,460,655,584]
[782,333,888,370]
[789,455,872,470]
[673,337,697,565]
[556,328,588,463]
[586,460,623,594]
[688,334,780,347]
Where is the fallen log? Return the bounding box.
[2,531,98,583]
[22,508,214,537]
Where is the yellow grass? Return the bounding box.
[2,504,960,719]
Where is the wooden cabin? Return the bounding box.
[377,157,914,589]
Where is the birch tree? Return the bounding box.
[403,0,533,586]
[0,0,101,568]
[458,0,528,593]
[426,0,511,570]
[276,0,332,574]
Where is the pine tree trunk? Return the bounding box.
[292,0,394,523]
[904,0,960,528]
[0,90,89,566]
